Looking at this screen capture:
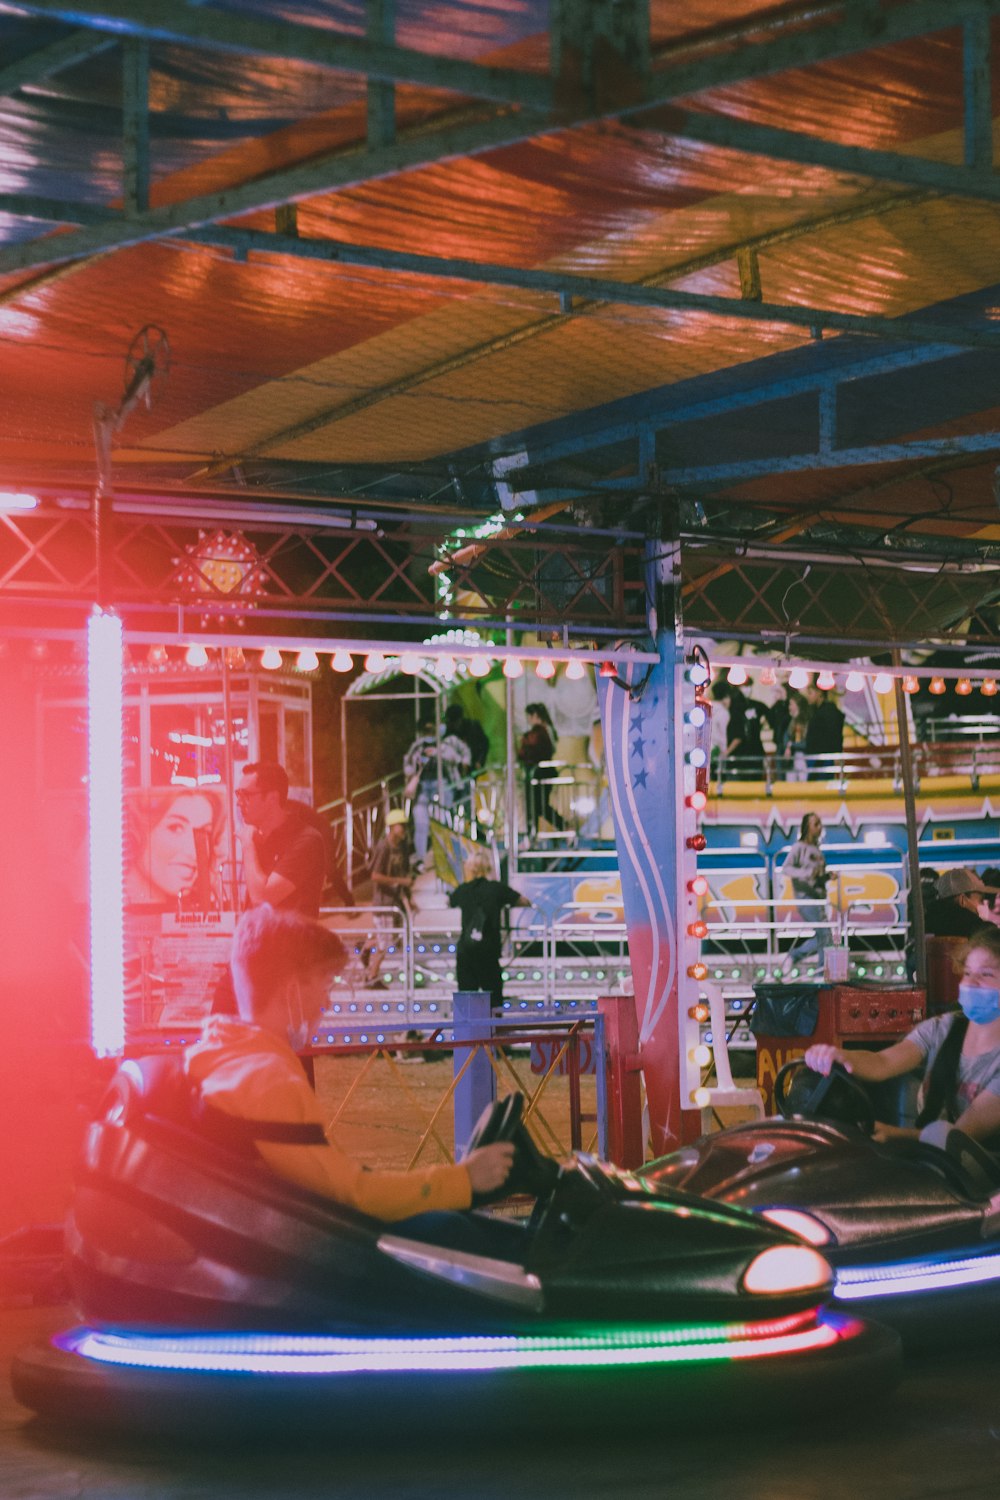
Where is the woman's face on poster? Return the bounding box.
[140,794,214,899]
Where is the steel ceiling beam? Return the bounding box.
[642,0,1000,109]
[0,24,115,95]
[0,109,552,276]
[182,225,1000,356]
[659,108,1000,204]
[7,0,553,108]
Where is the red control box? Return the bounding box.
[755,984,926,1113]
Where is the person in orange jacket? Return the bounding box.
[185,904,514,1221]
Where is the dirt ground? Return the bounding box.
[312,1046,600,1172]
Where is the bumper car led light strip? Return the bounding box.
[61,1311,852,1377]
[836,1250,1000,1301]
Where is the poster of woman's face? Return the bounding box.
[124,788,227,911]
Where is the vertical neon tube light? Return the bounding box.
[87,609,125,1056]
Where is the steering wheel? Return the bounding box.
[773,1058,875,1136]
[466,1092,524,1150]
[465,1092,560,1204]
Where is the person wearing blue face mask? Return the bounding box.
[805,925,1000,1146]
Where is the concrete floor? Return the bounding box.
[3,1303,999,1499]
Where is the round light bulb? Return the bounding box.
[956,677,972,696]
[469,656,491,677]
[844,671,865,693]
[399,652,421,674]
[503,656,524,679]
[816,670,836,691]
[295,647,319,672]
[260,646,282,671]
[872,673,893,695]
[185,643,208,667]
[788,667,810,690]
[726,664,748,686]
[564,658,586,681]
[331,649,354,673]
[535,657,556,679]
[981,678,998,697]
[929,676,946,695]
[364,651,386,673]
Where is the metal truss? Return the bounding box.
[480,318,1000,509]
[4,0,1000,282]
[679,542,1000,653]
[0,504,647,636]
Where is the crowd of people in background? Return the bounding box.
[711,676,845,781]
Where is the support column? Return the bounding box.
[452,989,495,1157]
[597,529,701,1156]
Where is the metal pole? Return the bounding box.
[893,648,926,986]
[505,616,518,875]
[221,649,239,911]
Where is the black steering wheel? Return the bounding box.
[466,1091,525,1150]
[465,1092,560,1203]
[773,1058,876,1136]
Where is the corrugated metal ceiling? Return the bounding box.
[2,0,1000,646]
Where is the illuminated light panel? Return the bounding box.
[835,1249,1000,1301]
[743,1246,831,1295]
[87,610,125,1057]
[62,1311,847,1376]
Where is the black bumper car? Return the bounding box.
[13,1057,899,1434]
[642,1060,1000,1349]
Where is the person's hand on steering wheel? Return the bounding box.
[464,1142,515,1196]
[804,1043,853,1076]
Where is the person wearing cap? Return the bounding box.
[365,808,413,983]
[924,868,992,939]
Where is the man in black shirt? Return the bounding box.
[449,849,529,1011]
[804,682,845,781]
[236,761,326,917]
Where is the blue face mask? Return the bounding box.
[958,983,1000,1026]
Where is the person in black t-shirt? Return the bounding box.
[711,682,765,779]
[235,761,326,917]
[449,850,529,1012]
